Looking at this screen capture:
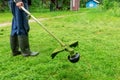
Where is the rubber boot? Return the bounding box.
[18,35,39,57]
[10,36,21,56]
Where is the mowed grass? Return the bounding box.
[0,8,120,80]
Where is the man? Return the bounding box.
[8,0,39,57]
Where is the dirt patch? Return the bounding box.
[0,22,11,27]
[0,16,64,27]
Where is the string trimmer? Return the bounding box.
[21,6,80,63]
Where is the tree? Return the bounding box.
[1,0,120,12]
[0,0,8,12]
[50,0,70,11]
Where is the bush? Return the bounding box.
[107,1,120,17]
[0,0,9,12]
[102,0,120,10]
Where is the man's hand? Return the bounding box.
[16,2,24,8]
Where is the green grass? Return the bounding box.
[0,8,120,80]
[0,13,12,23]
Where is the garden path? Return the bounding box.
[0,16,64,27]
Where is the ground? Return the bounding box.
[0,8,120,80]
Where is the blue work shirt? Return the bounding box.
[8,0,30,36]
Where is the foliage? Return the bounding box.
[106,2,120,17]
[0,0,8,12]
[0,0,120,12]
[80,0,88,7]
[100,0,120,16]
[102,0,120,10]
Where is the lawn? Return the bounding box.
[0,8,120,80]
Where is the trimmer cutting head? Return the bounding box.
[51,41,80,63]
